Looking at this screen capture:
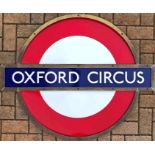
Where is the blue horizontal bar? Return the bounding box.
[5,68,151,88]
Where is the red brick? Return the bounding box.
[17,38,26,52]
[16,95,28,119]
[139,108,152,134]
[0,52,15,64]
[0,106,14,119]
[141,40,155,53]
[45,13,57,22]
[0,38,2,51]
[153,109,155,121]
[0,69,2,90]
[125,101,138,121]
[29,119,42,133]
[16,134,42,141]
[117,26,126,34]
[58,13,71,16]
[43,129,56,141]
[0,93,1,105]
[112,135,124,141]
[153,122,155,140]
[125,136,151,141]
[98,132,110,141]
[2,91,15,105]
[114,13,140,25]
[43,134,55,141]
[2,120,28,133]
[141,13,154,26]
[140,95,155,107]
[112,122,138,134]
[4,13,30,23]
[31,13,44,24]
[4,25,16,51]
[131,40,140,54]
[0,14,2,37]
[87,13,99,16]
[140,54,153,64]
[140,90,153,95]
[17,25,39,37]
[16,38,26,62]
[56,137,65,141]
[100,13,113,23]
[1,134,15,141]
[127,26,153,39]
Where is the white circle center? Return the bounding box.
[40,36,116,118]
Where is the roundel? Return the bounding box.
[19,15,136,137]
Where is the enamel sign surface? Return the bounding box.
[4,15,146,138]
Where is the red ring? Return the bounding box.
[20,17,136,137]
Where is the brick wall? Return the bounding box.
[0,13,154,141]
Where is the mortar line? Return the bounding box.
[30,13,32,24]
[43,13,45,23]
[112,13,114,24]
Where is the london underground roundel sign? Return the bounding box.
[19,14,137,138]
